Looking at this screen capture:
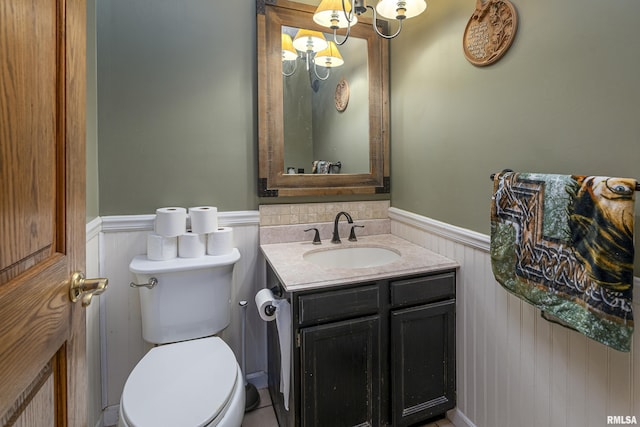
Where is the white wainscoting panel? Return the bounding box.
[86,217,103,427]
[389,207,639,427]
[99,212,264,409]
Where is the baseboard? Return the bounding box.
[247,370,268,389]
[447,408,476,427]
[102,404,120,427]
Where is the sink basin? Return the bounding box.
[303,246,401,269]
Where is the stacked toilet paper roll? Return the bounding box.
[147,233,178,261]
[155,207,187,237]
[189,206,218,234]
[178,231,207,258]
[206,227,234,256]
[151,205,232,260]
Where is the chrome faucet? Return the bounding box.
[331,211,353,243]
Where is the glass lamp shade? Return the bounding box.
[376,0,427,20]
[313,41,344,68]
[281,33,298,61]
[313,0,358,29]
[293,29,329,53]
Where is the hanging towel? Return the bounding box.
[272,299,291,410]
[490,171,635,352]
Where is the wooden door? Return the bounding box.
[0,0,87,425]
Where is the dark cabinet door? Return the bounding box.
[300,315,381,427]
[391,300,456,427]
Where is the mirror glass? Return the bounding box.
[282,26,369,175]
[257,0,389,197]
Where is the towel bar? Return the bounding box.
[489,171,640,191]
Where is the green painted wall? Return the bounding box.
[390,0,640,259]
[96,0,388,213]
[97,0,258,214]
[96,0,639,262]
[86,0,99,221]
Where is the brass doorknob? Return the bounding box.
[69,272,108,307]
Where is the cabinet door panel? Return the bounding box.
[301,316,380,427]
[391,300,456,426]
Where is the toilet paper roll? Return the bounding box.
[178,232,206,258]
[189,206,218,234]
[255,288,277,321]
[206,227,234,256]
[254,289,291,410]
[155,207,187,237]
[146,232,178,261]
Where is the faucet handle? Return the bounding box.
[304,228,322,244]
[348,225,365,242]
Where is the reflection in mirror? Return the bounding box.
[257,0,389,197]
[281,25,370,175]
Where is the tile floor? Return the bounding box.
[242,388,279,427]
[242,388,456,427]
[111,387,455,426]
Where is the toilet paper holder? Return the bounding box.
[130,277,158,289]
[261,285,285,317]
[263,304,276,317]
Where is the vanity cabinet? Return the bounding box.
[266,265,456,427]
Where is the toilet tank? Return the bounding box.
[129,249,241,344]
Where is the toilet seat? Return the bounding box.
[121,337,239,427]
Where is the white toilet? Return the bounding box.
[119,249,244,427]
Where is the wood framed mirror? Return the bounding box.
[257,0,390,197]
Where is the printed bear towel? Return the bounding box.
[490,172,635,352]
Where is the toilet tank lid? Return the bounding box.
[129,248,240,274]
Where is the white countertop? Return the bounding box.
[260,234,459,292]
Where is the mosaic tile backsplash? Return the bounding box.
[259,201,391,245]
[259,201,390,226]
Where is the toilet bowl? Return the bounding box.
[118,337,244,427]
[120,249,244,427]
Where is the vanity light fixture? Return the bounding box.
[282,29,344,81]
[313,0,358,44]
[313,0,427,44]
[282,33,298,61]
[292,29,328,53]
[314,41,344,68]
[281,33,299,76]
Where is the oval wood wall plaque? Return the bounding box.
[463,0,518,66]
[335,78,349,112]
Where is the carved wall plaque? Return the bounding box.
[335,78,350,112]
[463,0,518,66]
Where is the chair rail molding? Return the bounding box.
[388,207,639,290]
[388,207,490,251]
